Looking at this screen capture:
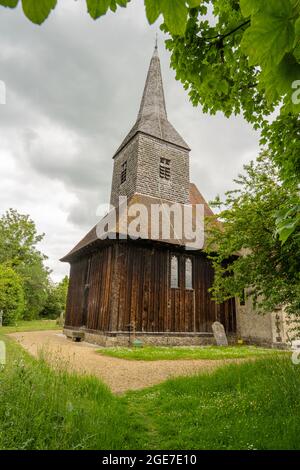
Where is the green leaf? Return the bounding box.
[161,0,188,36]
[187,0,201,7]
[145,0,162,25]
[277,53,300,92]
[239,0,261,18]
[261,51,300,105]
[276,205,300,243]
[241,1,295,69]
[110,0,117,12]
[277,222,298,244]
[219,79,229,95]
[0,0,19,7]
[21,0,56,24]
[86,0,111,19]
[295,16,300,43]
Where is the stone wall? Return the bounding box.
[64,327,218,347]
[236,296,295,348]
[236,298,273,346]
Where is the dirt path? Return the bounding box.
[9,330,243,394]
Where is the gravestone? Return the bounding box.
[59,311,65,327]
[56,311,65,327]
[212,321,228,346]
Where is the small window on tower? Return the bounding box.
[160,158,171,180]
[120,161,127,184]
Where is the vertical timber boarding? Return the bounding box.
[65,242,236,335]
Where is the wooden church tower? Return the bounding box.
[61,45,236,346]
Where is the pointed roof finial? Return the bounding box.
[155,32,158,50]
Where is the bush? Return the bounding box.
[0,265,24,325]
[41,276,68,319]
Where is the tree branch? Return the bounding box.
[201,20,251,42]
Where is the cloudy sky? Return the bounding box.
[0,0,260,282]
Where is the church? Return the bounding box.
[61,46,289,348]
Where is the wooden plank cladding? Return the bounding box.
[65,241,236,335]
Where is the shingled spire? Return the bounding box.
[113,45,190,157]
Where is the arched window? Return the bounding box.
[170,255,179,288]
[185,258,193,289]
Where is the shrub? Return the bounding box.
[0,264,24,325]
[41,276,69,319]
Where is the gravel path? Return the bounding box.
[9,330,243,394]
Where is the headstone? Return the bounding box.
[59,311,65,327]
[56,311,65,327]
[212,321,228,346]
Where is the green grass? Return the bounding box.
[0,322,299,450]
[0,335,140,450]
[124,355,300,450]
[1,319,60,334]
[97,345,279,361]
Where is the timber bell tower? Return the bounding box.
[110,44,191,208]
[62,42,238,348]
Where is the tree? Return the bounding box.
[41,276,69,319]
[205,153,300,317]
[0,209,50,319]
[17,257,50,320]
[0,208,44,267]
[0,264,24,325]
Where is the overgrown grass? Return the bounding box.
[123,356,300,450]
[0,336,141,450]
[1,319,60,334]
[98,345,279,361]
[0,325,299,450]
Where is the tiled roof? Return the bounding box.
[60,183,214,262]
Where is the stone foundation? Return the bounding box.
[64,327,222,347]
[240,335,289,350]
